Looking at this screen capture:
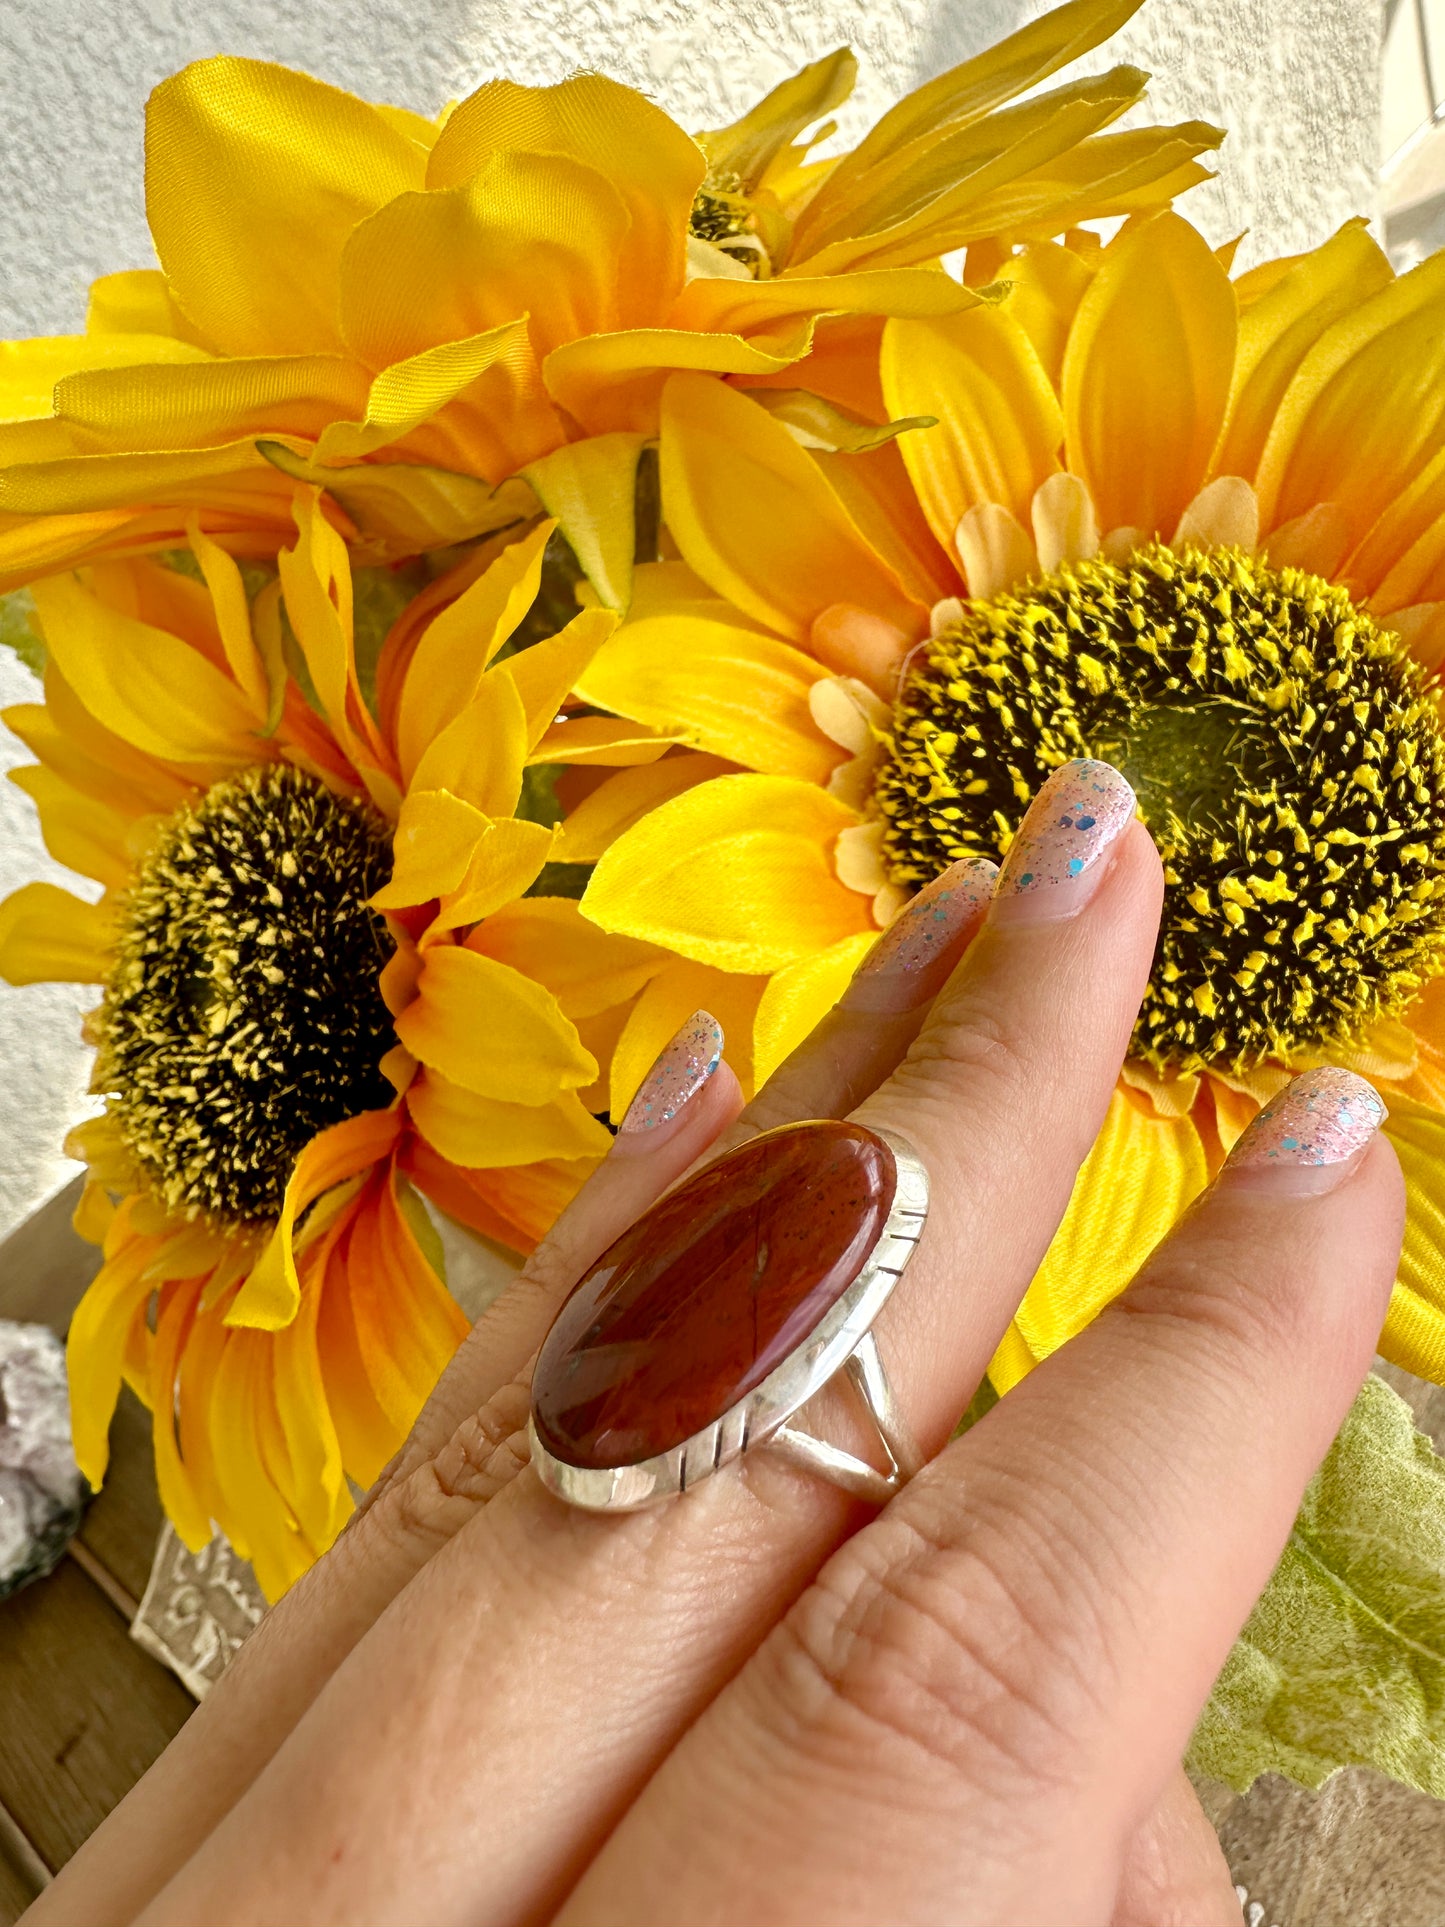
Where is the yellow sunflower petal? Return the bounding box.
[408,1070,611,1168]
[30,570,258,765]
[1062,211,1236,539]
[542,320,816,438]
[339,154,629,370]
[0,332,211,420]
[1214,219,1392,487]
[395,519,551,783]
[659,371,919,641]
[528,716,674,765]
[989,1090,1209,1393]
[753,932,877,1086]
[993,239,1097,385]
[188,519,271,717]
[271,1273,350,1551]
[882,306,1063,550]
[810,0,1141,212]
[505,607,618,751]
[394,944,597,1104]
[370,789,491,909]
[53,355,370,452]
[521,435,646,612]
[699,47,855,191]
[7,764,142,891]
[312,318,553,471]
[407,671,529,818]
[258,441,537,554]
[669,265,979,339]
[609,958,767,1117]
[583,771,872,973]
[146,57,427,356]
[0,881,114,984]
[148,1278,214,1550]
[65,1217,158,1486]
[468,896,665,1019]
[1381,1096,1445,1385]
[228,1107,403,1331]
[551,752,733,863]
[85,269,202,343]
[428,819,557,932]
[575,613,840,784]
[1255,248,1445,548]
[429,73,702,311]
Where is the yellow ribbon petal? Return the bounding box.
[408,1070,611,1168]
[1381,1096,1445,1386]
[395,519,551,783]
[0,881,114,984]
[659,371,919,641]
[882,306,1063,552]
[394,944,597,1103]
[1062,210,1236,539]
[576,612,840,784]
[583,771,872,973]
[146,56,426,356]
[521,435,646,611]
[753,932,877,1086]
[469,896,665,1019]
[990,1089,1209,1393]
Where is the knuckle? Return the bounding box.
[377,1380,532,1552]
[1112,1232,1314,1370]
[768,1513,1103,1799]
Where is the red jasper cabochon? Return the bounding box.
[532,1120,898,1470]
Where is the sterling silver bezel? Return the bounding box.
[529,1123,928,1512]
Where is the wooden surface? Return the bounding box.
[0,1180,194,1922]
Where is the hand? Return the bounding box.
[31,762,1403,1927]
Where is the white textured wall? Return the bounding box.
[0,0,1382,1234]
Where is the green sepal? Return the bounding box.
[1190,1373,1445,1798]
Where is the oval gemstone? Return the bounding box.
[532,1120,897,1470]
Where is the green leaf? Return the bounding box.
[0,588,44,677]
[1189,1374,1445,1797]
[352,561,429,715]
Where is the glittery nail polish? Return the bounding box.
[992,758,1137,922]
[619,1011,723,1134]
[849,858,997,1010]
[1228,1066,1386,1184]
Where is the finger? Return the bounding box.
[135,767,1165,1927]
[32,1028,743,1927]
[721,856,999,1141]
[557,1069,1398,1927]
[1112,1771,1239,1927]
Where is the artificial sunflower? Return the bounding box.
[0,0,1221,600]
[0,501,670,1597]
[575,209,1445,1397]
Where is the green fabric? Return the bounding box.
[0,587,43,677]
[1190,1375,1445,1795]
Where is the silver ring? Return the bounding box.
[528,1120,928,1513]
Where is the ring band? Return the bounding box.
[528,1119,929,1513]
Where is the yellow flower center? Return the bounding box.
[97,764,395,1227]
[875,543,1445,1072]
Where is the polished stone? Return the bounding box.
[532,1120,897,1469]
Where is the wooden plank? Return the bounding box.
[0,1559,192,1873]
[0,1799,48,1927]
[0,1177,98,1330]
[74,1388,165,1611]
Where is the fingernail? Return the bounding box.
[1224,1066,1386,1194]
[619,1010,723,1135]
[991,758,1136,924]
[848,858,997,1012]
